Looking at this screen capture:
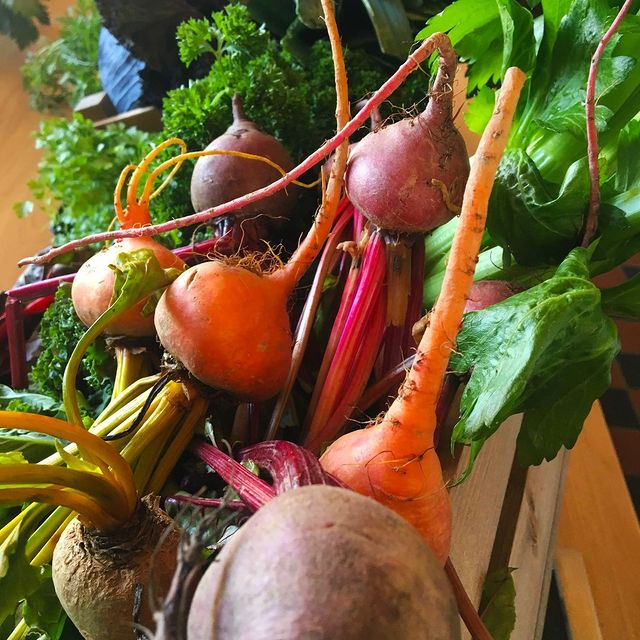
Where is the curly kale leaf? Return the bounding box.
[29,285,114,418]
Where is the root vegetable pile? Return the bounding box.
[15,0,632,637]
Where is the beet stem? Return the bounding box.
[266,200,353,440]
[581,0,634,248]
[190,441,275,511]
[6,298,27,389]
[444,558,493,640]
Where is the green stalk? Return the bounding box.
[62,249,181,425]
[146,394,209,494]
[25,506,71,561]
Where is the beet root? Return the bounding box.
[187,485,460,640]
[190,95,296,220]
[71,237,184,337]
[345,51,469,234]
[52,496,180,640]
[154,261,293,401]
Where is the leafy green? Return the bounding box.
[451,249,620,469]
[600,273,640,319]
[0,0,49,49]
[17,114,156,247]
[20,0,101,112]
[22,566,67,640]
[0,522,44,626]
[487,150,588,266]
[29,284,114,419]
[479,568,517,640]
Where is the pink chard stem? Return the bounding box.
[190,441,275,511]
[582,0,634,247]
[20,33,455,267]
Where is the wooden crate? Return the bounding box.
[447,415,568,639]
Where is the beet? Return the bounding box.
[345,50,469,233]
[465,280,517,312]
[187,485,460,640]
[71,237,185,337]
[52,496,179,640]
[190,95,297,220]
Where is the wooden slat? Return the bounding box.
[93,106,163,132]
[557,402,640,639]
[449,415,520,637]
[555,547,603,640]
[509,449,568,639]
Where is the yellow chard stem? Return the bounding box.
[0,411,137,518]
[119,381,187,465]
[112,346,151,399]
[7,619,28,640]
[0,487,120,532]
[30,511,75,566]
[95,374,160,426]
[145,394,209,494]
[0,465,128,520]
[133,426,174,491]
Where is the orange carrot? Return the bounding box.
[320,67,527,563]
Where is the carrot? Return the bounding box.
[320,67,527,563]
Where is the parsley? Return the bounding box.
[17,114,156,247]
[21,0,101,112]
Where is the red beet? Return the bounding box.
[190,95,297,220]
[345,50,469,233]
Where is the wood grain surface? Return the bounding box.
[557,402,640,639]
[0,0,72,290]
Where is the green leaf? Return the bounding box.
[600,274,640,319]
[361,0,413,58]
[479,567,517,640]
[109,248,183,315]
[451,249,620,468]
[496,0,536,77]
[464,85,496,134]
[0,452,28,465]
[614,119,640,192]
[23,565,67,640]
[487,149,588,265]
[417,0,501,91]
[0,523,44,625]
[528,0,635,140]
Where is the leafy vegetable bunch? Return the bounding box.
[21,0,102,112]
[156,3,426,240]
[419,0,640,468]
[17,115,156,247]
